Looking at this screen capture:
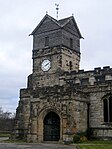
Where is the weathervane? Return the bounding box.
[55,3,59,20]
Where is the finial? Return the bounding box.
[72,13,74,17]
[46,11,48,14]
[55,3,59,20]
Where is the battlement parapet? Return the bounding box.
[60,66,112,86]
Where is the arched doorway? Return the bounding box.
[43,112,60,141]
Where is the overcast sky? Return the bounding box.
[0,0,112,113]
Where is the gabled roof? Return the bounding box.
[30,14,83,38]
[58,16,83,38]
[30,14,60,35]
[58,17,72,26]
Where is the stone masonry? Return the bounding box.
[13,14,112,142]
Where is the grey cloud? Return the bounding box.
[0,0,112,112]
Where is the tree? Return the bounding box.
[0,107,3,118]
[0,107,15,132]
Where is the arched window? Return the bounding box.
[103,95,112,122]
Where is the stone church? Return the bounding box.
[14,14,112,142]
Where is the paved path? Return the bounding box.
[0,137,9,141]
[0,143,77,149]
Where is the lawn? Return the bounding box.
[0,133,10,137]
[77,141,112,149]
[78,145,112,149]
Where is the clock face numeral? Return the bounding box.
[41,59,51,71]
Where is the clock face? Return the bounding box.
[41,59,51,71]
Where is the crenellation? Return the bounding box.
[59,67,112,87]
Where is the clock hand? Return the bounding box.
[45,63,49,67]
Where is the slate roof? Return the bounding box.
[30,14,82,38]
[58,16,73,26]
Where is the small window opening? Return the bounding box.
[69,61,72,70]
[45,37,49,46]
[70,38,73,49]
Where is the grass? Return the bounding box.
[1,139,26,143]
[0,133,10,137]
[1,137,112,149]
[76,140,112,149]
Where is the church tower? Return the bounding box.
[29,14,82,87]
[14,14,87,143]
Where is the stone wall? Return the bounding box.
[14,65,112,141]
[61,47,80,71]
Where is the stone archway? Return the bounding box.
[43,112,60,141]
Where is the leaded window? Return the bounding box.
[103,95,112,122]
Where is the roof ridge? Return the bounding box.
[58,16,73,27]
[46,14,61,27]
